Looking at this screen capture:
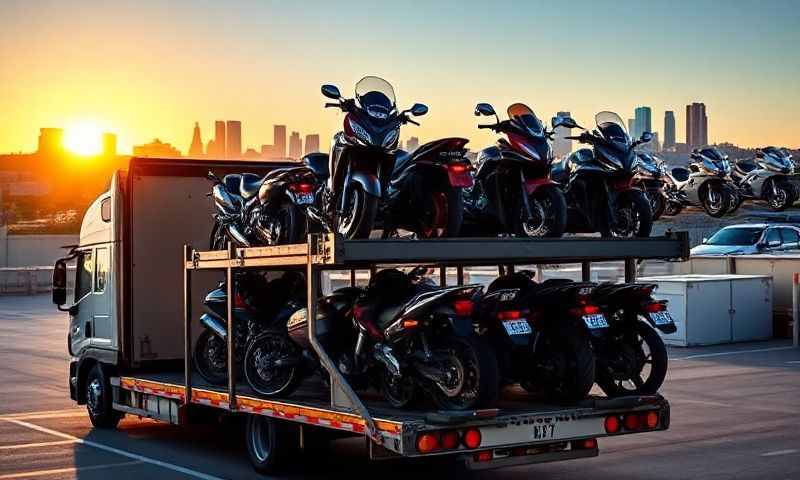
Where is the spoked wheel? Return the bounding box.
[336,185,377,239]
[428,336,498,410]
[193,330,228,385]
[765,181,797,212]
[532,329,595,403]
[597,321,668,397]
[381,372,417,409]
[727,187,744,214]
[611,192,653,237]
[517,187,567,238]
[244,333,301,397]
[701,184,731,217]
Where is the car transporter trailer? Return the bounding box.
[109,232,689,474]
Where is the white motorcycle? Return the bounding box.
[663,147,736,218]
[731,147,797,211]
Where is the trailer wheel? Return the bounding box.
[245,415,297,474]
[86,364,123,429]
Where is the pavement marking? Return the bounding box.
[1,418,225,480]
[0,409,85,420]
[670,398,734,408]
[0,461,142,479]
[0,439,78,450]
[760,449,798,457]
[672,346,795,360]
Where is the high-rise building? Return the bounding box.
[37,128,64,154]
[188,122,203,157]
[633,106,652,139]
[663,111,676,149]
[133,139,181,158]
[288,131,302,159]
[406,137,420,152]
[686,102,708,149]
[274,125,287,159]
[551,111,573,158]
[102,133,117,157]
[627,119,635,135]
[226,120,242,159]
[211,121,226,158]
[304,134,320,155]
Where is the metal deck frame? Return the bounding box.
[182,232,689,445]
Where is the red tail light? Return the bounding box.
[463,428,482,449]
[623,414,641,431]
[289,182,314,194]
[440,431,460,450]
[453,299,474,316]
[643,301,666,313]
[570,304,601,316]
[402,319,419,329]
[416,433,439,453]
[448,163,468,174]
[644,411,660,429]
[497,310,523,320]
[473,450,493,462]
[573,438,597,450]
[604,415,621,434]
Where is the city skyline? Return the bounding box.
[1,0,798,155]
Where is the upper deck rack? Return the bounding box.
[182,232,689,446]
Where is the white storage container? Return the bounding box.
[636,274,773,346]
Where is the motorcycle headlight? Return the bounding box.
[348,118,372,146]
[382,128,399,148]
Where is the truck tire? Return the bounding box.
[86,364,123,429]
[245,415,298,475]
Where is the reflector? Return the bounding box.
[463,428,482,449]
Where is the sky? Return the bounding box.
[1,0,799,155]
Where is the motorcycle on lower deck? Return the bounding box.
[462,103,576,238]
[663,147,736,218]
[551,111,654,237]
[731,146,798,212]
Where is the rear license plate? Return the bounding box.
[532,423,556,440]
[502,319,532,336]
[650,311,673,325]
[295,193,314,205]
[583,314,608,329]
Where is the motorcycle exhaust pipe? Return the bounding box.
[226,224,251,247]
[200,313,227,340]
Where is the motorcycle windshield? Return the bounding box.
[507,103,544,138]
[699,147,725,161]
[355,76,396,121]
[595,111,631,151]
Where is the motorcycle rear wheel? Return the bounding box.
[244,333,302,397]
[428,336,499,410]
[664,200,683,216]
[380,372,418,409]
[597,321,667,397]
[530,328,595,404]
[193,330,228,385]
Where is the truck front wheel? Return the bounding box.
[245,415,298,474]
[86,364,123,429]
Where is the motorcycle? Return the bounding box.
[663,147,736,218]
[731,146,798,211]
[193,272,305,386]
[342,268,499,410]
[590,283,674,396]
[551,111,654,237]
[319,77,428,239]
[463,103,575,238]
[633,152,668,221]
[208,166,321,249]
[479,272,602,403]
[381,138,473,238]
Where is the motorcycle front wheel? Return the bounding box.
[647,191,667,221]
[428,335,499,410]
[597,320,668,397]
[516,186,567,238]
[244,333,302,397]
[765,181,797,212]
[701,184,731,217]
[664,200,683,216]
[193,330,228,385]
[336,185,377,239]
[611,191,653,237]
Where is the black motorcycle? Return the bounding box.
[208,167,321,249]
[551,111,654,237]
[463,103,575,238]
[633,152,668,221]
[381,138,473,238]
[591,283,674,397]
[479,272,603,403]
[342,268,499,410]
[319,76,428,238]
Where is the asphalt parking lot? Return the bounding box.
[1,294,799,479]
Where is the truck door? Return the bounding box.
[69,249,94,356]
[90,246,113,348]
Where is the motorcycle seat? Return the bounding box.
[240,173,263,199]
[302,153,330,180]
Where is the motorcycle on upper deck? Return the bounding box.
[731,146,798,211]
[551,111,654,237]
[663,147,737,218]
[319,77,428,239]
[633,152,668,221]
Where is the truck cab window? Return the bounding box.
[75,250,93,301]
[95,247,109,292]
[101,197,112,222]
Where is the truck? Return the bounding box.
[51,157,689,474]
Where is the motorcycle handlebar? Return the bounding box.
[324,102,340,108]
[405,117,420,126]
[478,124,495,130]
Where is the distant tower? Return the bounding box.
[288,131,302,159]
[274,125,287,159]
[304,134,320,155]
[406,137,420,152]
[551,111,573,158]
[633,106,652,139]
[188,122,203,157]
[663,111,676,149]
[686,102,708,149]
[37,128,64,155]
[226,120,242,159]
[102,133,117,157]
[213,121,226,158]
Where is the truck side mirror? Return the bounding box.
[52,259,67,306]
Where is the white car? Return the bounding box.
[690,223,800,255]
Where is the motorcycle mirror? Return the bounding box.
[640,131,654,143]
[409,103,428,117]
[474,103,496,117]
[552,116,579,130]
[321,84,341,100]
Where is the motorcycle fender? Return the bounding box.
[350,171,381,197]
[524,178,557,195]
[200,313,227,340]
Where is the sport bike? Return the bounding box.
[633,152,668,221]
[731,146,797,211]
[664,147,736,218]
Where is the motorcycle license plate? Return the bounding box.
[583,314,609,329]
[502,319,532,336]
[650,311,673,325]
[295,193,314,205]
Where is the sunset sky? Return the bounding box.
[1,0,799,155]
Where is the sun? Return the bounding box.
[63,123,103,156]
